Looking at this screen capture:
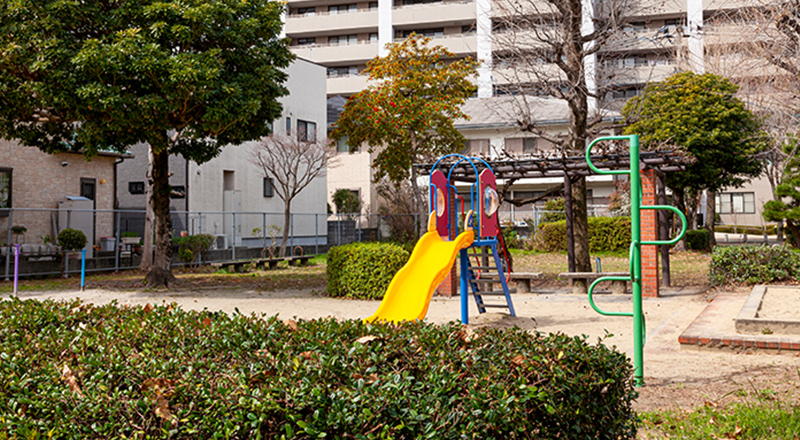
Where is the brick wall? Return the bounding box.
[0,141,118,246]
[641,169,659,297]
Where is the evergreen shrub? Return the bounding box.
[530,217,632,253]
[685,229,709,251]
[0,299,638,439]
[709,245,800,286]
[327,242,409,299]
[57,228,87,250]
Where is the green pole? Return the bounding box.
[629,135,644,386]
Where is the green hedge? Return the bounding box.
[709,245,800,286]
[530,217,632,253]
[715,224,777,235]
[0,299,638,439]
[685,229,709,251]
[327,242,409,299]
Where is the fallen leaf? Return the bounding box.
[510,355,526,367]
[155,395,177,427]
[142,378,175,398]
[284,319,298,331]
[355,335,378,344]
[143,303,153,314]
[367,373,379,384]
[300,351,314,360]
[61,364,83,398]
[201,317,211,327]
[705,400,718,408]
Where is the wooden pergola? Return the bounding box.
[416,149,694,286]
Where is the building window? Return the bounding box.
[329,3,357,14]
[170,185,186,199]
[399,28,443,39]
[129,181,145,194]
[297,37,316,46]
[286,117,291,135]
[336,137,350,153]
[327,66,359,77]
[329,34,358,45]
[369,33,378,43]
[263,177,274,197]
[716,192,755,214]
[522,137,537,153]
[296,6,316,15]
[297,120,317,142]
[369,1,378,10]
[0,168,11,213]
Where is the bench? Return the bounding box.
[256,258,282,270]
[287,255,312,266]
[483,272,543,293]
[212,260,252,273]
[557,272,630,294]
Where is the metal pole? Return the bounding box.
[460,248,469,324]
[13,244,19,294]
[290,213,294,256]
[5,209,13,281]
[629,135,644,387]
[64,250,69,278]
[262,213,267,250]
[315,213,319,255]
[564,173,575,273]
[232,212,236,261]
[114,210,121,271]
[81,249,86,291]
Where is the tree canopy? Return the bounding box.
[763,137,800,247]
[0,0,293,285]
[623,72,766,194]
[330,34,477,210]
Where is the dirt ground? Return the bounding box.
[6,283,799,413]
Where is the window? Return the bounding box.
[170,185,186,199]
[399,28,443,39]
[0,168,11,213]
[462,24,476,35]
[369,33,378,43]
[297,37,316,46]
[298,120,317,142]
[296,6,316,15]
[263,177,274,197]
[327,66,359,77]
[129,181,145,194]
[336,137,351,153]
[522,138,537,153]
[329,34,358,45]
[716,192,755,214]
[369,1,378,10]
[462,139,488,154]
[286,117,291,135]
[329,4,357,14]
[623,21,647,32]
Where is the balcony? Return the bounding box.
[290,42,380,65]
[393,1,475,27]
[391,34,478,56]
[285,10,379,36]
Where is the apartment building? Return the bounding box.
[286,0,774,227]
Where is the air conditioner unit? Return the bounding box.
[213,234,228,250]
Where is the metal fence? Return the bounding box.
[0,205,613,279]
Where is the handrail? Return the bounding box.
[641,205,687,246]
[587,274,634,317]
[585,135,638,176]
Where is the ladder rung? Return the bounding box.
[468,266,497,270]
[476,290,516,296]
[480,304,511,308]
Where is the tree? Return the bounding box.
[330,34,478,214]
[332,189,362,216]
[763,137,800,247]
[0,0,292,286]
[490,0,640,273]
[252,135,330,257]
[623,72,766,247]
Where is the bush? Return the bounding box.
[715,224,777,235]
[327,242,409,299]
[709,245,800,286]
[539,198,566,224]
[501,224,522,249]
[685,229,709,251]
[172,234,214,266]
[57,228,87,250]
[530,217,632,253]
[332,188,361,214]
[0,299,638,439]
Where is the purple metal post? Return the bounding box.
[13,244,19,294]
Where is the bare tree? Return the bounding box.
[252,135,332,257]
[490,0,642,273]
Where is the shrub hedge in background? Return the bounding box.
[327,242,409,299]
[709,245,800,286]
[530,217,632,253]
[685,229,710,251]
[0,299,638,439]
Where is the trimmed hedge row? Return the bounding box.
[685,229,710,251]
[0,299,638,439]
[709,245,800,286]
[530,217,632,253]
[327,242,409,299]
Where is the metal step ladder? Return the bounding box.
[462,241,516,316]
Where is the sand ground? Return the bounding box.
[5,286,799,412]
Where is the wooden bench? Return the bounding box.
[287,255,312,266]
[256,258,282,270]
[483,272,543,293]
[212,260,252,273]
[557,272,630,294]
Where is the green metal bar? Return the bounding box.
[641,205,687,246]
[629,135,645,387]
[585,135,637,176]
[587,276,634,317]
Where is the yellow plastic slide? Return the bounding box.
[365,212,474,323]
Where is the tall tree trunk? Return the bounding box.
[139,148,155,271]
[672,186,688,252]
[409,161,425,236]
[280,200,291,258]
[145,144,175,287]
[564,174,575,272]
[705,190,716,249]
[572,176,591,272]
[658,173,671,287]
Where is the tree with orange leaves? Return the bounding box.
[331,34,478,214]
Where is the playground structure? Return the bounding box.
[365,155,516,324]
[585,134,686,386]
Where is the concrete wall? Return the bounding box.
[0,140,117,246]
